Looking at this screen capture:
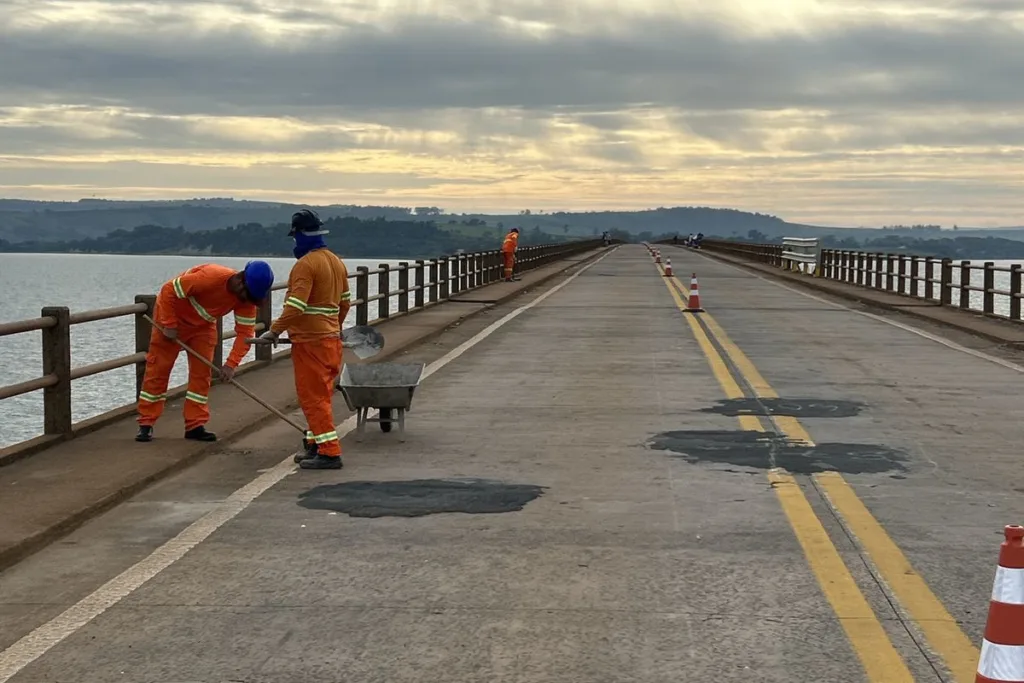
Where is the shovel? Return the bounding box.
[247,324,385,360]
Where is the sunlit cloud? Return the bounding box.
[1,0,1023,226]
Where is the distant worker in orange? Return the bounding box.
[135,260,275,443]
[501,226,520,281]
[259,209,350,470]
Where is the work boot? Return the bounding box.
[184,426,217,442]
[299,454,343,470]
[294,439,318,464]
[135,425,153,442]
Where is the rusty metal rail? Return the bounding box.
[0,238,604,456]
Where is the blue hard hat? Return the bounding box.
[242,260,274,300]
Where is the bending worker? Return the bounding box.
[501,226,520,281]
[260,209,350,471]
[136,260,275,443]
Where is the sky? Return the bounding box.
[1,0,1022,227]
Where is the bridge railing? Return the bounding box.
[672,237,784,265]
[818,250,1023,319]
[0,238,604,461]
[690,238,1024,323]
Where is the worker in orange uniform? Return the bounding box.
[501,227,520,281]
[259,209,350,470]
[135,260,275,443]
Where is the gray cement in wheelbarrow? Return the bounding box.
[338,362,425,410]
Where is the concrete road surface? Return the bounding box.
[1,244,1012,682]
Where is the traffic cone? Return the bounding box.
[975,525,1024,683]
[684,273,704,312]
[655,250,661,264]
[664,259,673,276]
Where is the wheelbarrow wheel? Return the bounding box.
[379,408,392,432]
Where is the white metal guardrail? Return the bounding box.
[781,237,819,274]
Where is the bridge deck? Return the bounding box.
[1,244,1019,682]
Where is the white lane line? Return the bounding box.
[0,248,616,682]
[693,249,1024,374]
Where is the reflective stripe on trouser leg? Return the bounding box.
[292,338,343,456]
[182,325,217,431]
[502,252,514,278]
[137,330,182,426]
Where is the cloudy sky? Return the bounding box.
[1,0,1022,226]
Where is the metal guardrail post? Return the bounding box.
[428,260,438,302]
[378,264,390,320]
[41,306,72,437]
[414,260,425,308]
[983,262,995,315]
[874,253,885,289]
[254,296,273,362]
[959,261,970,309]
[439,258,450,299]
[940,259,953,306]
[924,258,935,301]
[481,253,491,284]
[459,254,469,291]
[398,262,409,314]
[134,295,156,396]
[886,255,896,291]
[449,256,459,294]
[355,267,369,326]
[1011,265,1022,320]
[910,257,920,297]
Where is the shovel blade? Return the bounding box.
[342,325,385,359]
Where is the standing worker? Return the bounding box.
[136,261,275,443]
[501,226,520,282]
[259,209,351,470]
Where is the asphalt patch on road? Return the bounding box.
[647,430,908,475]
[297,478,546,518]
[701,398,865,418]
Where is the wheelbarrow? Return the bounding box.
[336,362,425,441]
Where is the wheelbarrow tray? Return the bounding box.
[338,362,425,412]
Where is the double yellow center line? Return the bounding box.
[653,256,979,683]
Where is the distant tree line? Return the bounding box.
[0,217,579,258]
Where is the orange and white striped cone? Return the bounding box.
[664,259,673,277]
[976,525,1024,683]
[684,273,704,312]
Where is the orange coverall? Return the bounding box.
[501,230,519,279]
[137,264,258,430]
[270,249,351,457]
